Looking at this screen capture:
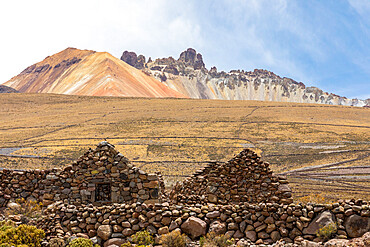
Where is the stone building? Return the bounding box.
[170,148,293,205]
[0,142,163,207]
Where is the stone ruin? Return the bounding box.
[0,142,163,208]
[0,143,292,208]
[170,148,293,205]
[1,142,370,245]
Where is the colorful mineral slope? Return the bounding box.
[3,48,186,98]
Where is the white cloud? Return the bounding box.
[0,0,368,99]
[0,0,203,83]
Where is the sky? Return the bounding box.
[0,0,369,99]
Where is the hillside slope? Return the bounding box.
[2,48,186,98]
[0,85,18,93]
[0,93,369,201]
[122,48,369,106]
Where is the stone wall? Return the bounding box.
[0,142,162,208]
[38,200,370,245]
[170,149,293,205]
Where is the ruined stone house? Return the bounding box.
[0,141,163,208]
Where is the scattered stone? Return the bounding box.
[97,225,112,241]
[103,238,126,247]
[345,214,370,238]
[303,211,335,235]
[181,216,207,239]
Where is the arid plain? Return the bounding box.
[0,93,369,202]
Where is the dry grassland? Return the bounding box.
[0,93,369,202]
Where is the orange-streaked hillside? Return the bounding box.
[2,48,187,98]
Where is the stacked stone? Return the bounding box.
[41,141,161,206]
[0,169,48,208]
[0,142,162,208]
[170,149,293,205]
[37,199,370,245]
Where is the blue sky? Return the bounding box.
[0,0,369,99]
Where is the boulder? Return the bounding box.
[324,239,349,247]
[104,238,126,247]
[209,220,226,235]
[344,214,370,238]
[271,230,281,242]
[97,225,112,240]
[7,202,20,211]
[245,230,257,242]
[158,226,169,235]
[236,239,251,247]
[122,228,134,236]
[206,211,220,219]
[300,240,322,247]
[233,230,244,239]
[303,211,335,235]
[181,216,207,239]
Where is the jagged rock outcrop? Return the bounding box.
[129,48,369,107]
[0,85,18,93]
[120,51,146,69]
[178,48,205,70]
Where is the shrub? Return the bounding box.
[199,232,234,247]
[49,238,65,247]
[0,224,45,247]
[131,230,154,246]
[120,243,132,247]
[67,238,94,247]
[316,222,337,241]
[5,198,43,223]
[0,220,16,232]
[298,193,332,204]
[160,231,188,247]
[121,243,148,247]
[0,245,29,247]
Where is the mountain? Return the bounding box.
[2,48,186,98]
[121,48,369,107]
[0,85,18,93]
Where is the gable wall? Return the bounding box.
[170,149,293,205]
[0,142,162,207]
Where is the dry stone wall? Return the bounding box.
[0,142,162,208]
[1,142,370,245]
[38,199,370,245]
[170,149,293,205]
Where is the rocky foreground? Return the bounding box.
[0,142,369,246]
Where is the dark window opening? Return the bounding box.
[96,183,111,202]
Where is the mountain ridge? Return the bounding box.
[2,47,368,106]
[121,48,369,107]
[2,48,187,98]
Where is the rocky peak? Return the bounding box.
[209,66,218,77]
[118,48,368,106]
[120,51,146,69]
[155,56,177,66]
[178,48,205,70]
